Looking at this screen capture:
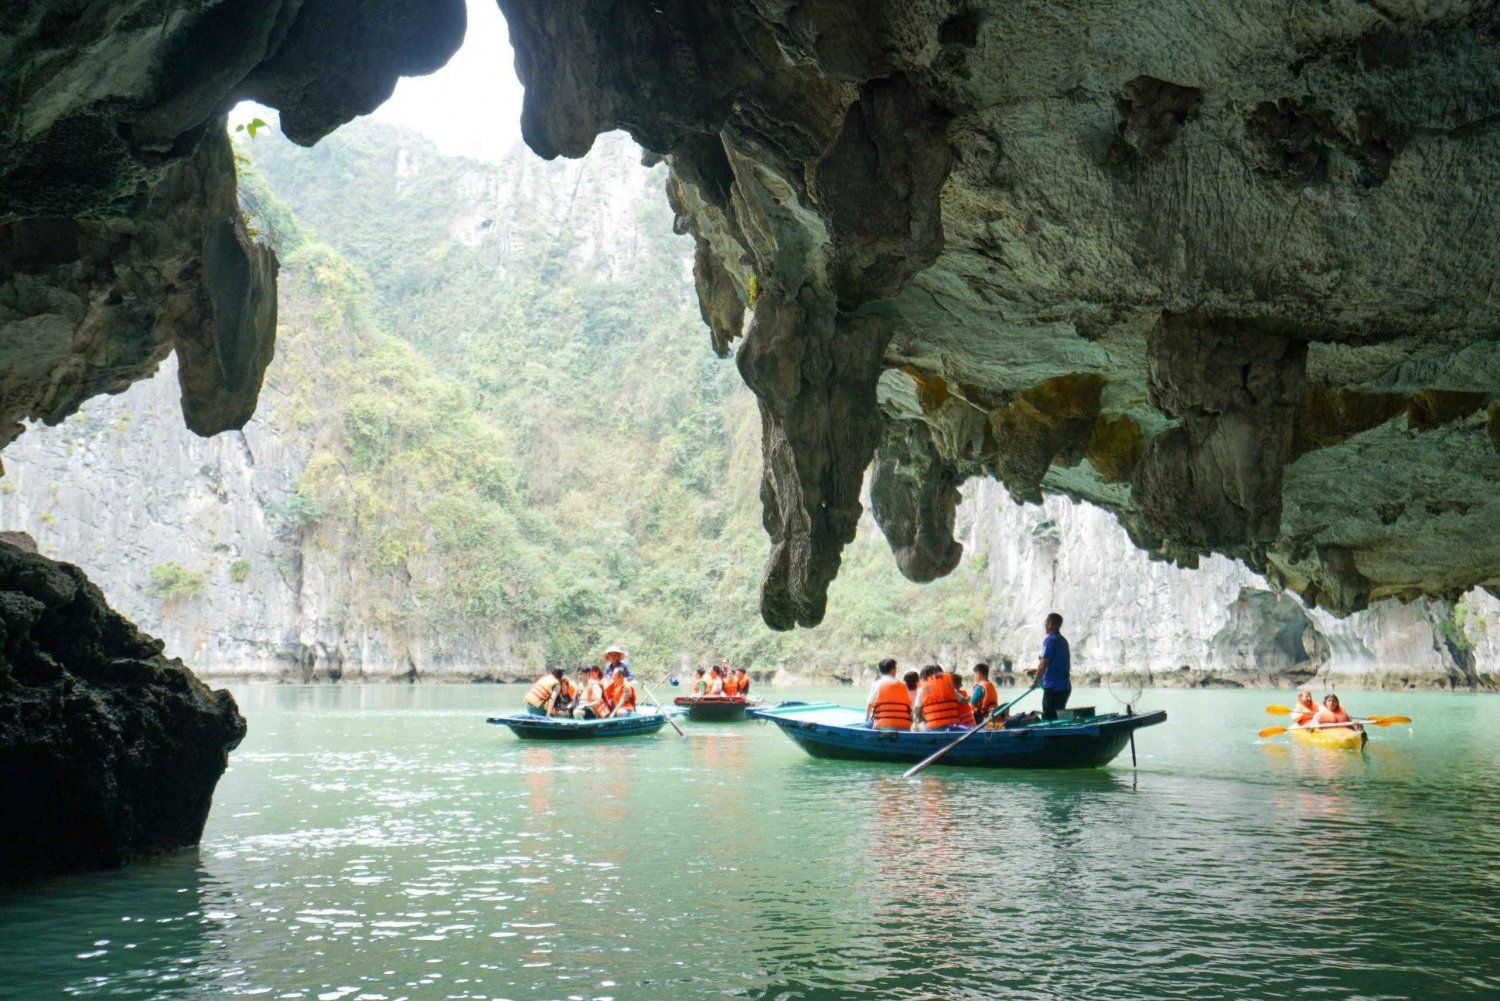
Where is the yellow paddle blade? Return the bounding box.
[1265,705,1292,716]
[1374,715,1411,726]
[1258,725,1289,738]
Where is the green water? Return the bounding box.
[2,685,1498,1001]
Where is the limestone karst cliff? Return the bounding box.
[4,2,1500,632]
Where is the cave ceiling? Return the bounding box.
[3,0,1499,628]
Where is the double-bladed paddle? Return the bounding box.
[1258,716,1411,739]
[902,684,1039,779]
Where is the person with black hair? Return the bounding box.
[1028,612,1072,720]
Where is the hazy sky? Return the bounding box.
[233,0,528,162]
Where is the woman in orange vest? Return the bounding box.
[971,663,1000,722]
[1290,690,1317,726]
[612,673,637,716]
[1309,693,1362,732]
[916,665,964,730]
[722,663,741,697]
[951,670,977,727]
[524,668,566,716]
[578,666,608,719]
[865,658,911,730]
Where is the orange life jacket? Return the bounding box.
[723,674,741,697]
[736,672,750,695]
[920,674,962,729]
[525,675,559,708]
[955,686,977,727]
[616,681,637,713]
[602,675,627,715]
[975,680,999,714]
[692,678,708,695]
[581,679,605,714]
[869,677,912,730]
[1312,706,1351,726]
[1292,701,1317,725]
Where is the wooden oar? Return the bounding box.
[902,685,1039,779]
[638,678,686,736]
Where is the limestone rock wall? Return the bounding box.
[957,479,1499,690]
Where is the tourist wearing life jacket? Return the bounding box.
[578,666,608,719]
[524,668,567,716]
[551,673,577,717]
[952,671,977,727]
[691,668,709,695]
[903,671,921,727]
[609,670,637,716]
[971,663,1001,722]
[734,666,750,697]
[916,665,965,730]
[1291,690,1317,726]
[722,666,741,697]
[865,658,912,731]
[1309,694,1361,732]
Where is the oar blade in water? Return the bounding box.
[1258,725,1288,739]
[1265,705,1292,716]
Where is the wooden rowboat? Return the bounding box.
[747,702,1166,769]
[673,695,751,722]
[486,709,681,741]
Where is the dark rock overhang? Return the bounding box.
[4,0,1500,627]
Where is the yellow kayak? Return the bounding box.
[1291,725,1368,750]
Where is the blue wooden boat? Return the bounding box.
[486,709,681,741]
[747,702,1167,769]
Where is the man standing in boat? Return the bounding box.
[1028,612,1072,721]
[602,645,633,680]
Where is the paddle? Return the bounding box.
[1258,717,1410,739]
[638,678,686,737]
[902,684,1039,779]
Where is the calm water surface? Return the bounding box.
[2,685,1498,1001]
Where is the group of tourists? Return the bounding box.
[524,646,644,720]
[1288,690,1363,731]
[685,662,752,698]
[865,612,1074,731]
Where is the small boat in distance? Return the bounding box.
[486,709,681,741]
[748,702,1166,769]
[673,695,753,722]
[1290,725,1368,751]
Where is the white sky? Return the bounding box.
[232,0,527,162]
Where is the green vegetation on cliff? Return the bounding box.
[241,123,992,671]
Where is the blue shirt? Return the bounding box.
[1039,633,1071,690]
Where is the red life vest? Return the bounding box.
[955,685,977,727]
[920,674,962,729]
[869,677,912,730]
[617,681,637,712]
[975,680,999,714]
[602,675,627,715]
[723,674,741,697]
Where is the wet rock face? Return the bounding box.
[0,541,245,882]
[0,0,465,450]
[498,0,1500,623]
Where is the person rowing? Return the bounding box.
[602,645,633,680]
[1027,612,1072,720]
[1308,693,1362,733]
[524,667,568,717]
[866,658,912,731]
[1290,689,1317,726]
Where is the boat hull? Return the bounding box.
[1290,725,1367,751]
[487,711,676,740]
[674,696,749,722]
[748,703,1167,769]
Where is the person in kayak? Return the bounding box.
[524,667,568,716]
[1028,612,1072,720]
[915,665,966,730]
[1309,693,1362,733]
[866,659,912,730]
[971,664,1000,721]
[1290,690,1317,726]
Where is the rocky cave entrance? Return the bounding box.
[4,0,1500,880]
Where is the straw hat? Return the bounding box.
[604,645,626,657]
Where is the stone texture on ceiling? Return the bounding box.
[0,0,466,450]
[499,0,1500,624]
[2,0,1500,628]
